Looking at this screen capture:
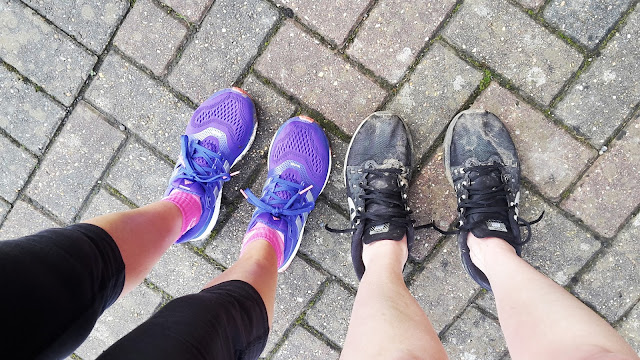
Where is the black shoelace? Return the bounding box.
[431,164,543,245]
[325,168,433,233]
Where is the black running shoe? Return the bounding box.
[327,112,415,280]
[443,109,542,291]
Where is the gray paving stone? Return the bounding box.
[385,42,482,158]
[517,0,545,10]
[0,134,37,202]
[562,115,640,237]
[80,188,131,221]
[114,0,188,77]
[544,0,632,48]
[0,200,9,224]
[0,67,66,154]
[148,243,222,298]
[407,147,457,261]
[275,0,369,45]
[441,306,506,360]
[169,0,278,104]
[306,282,354,346]
[474,290,498,317]
[520,190,601,286]
[554,8,640,147]
[574,213,640,322]
[22,0,128,53]
[223,74,296,202]
[107,140,173,206]
[75,285,162,359]
[0,1,97,106]
[162,0,213,23]
[347,0,457,83]
[255,21,387,135]
[86,51,192,159]
[300,201,358,288]
[410,236,480,332]
[443,0,582,105]
[264,257,326,355]
[272,326,339,360]
[27,102,124,222]
[617,301,640,355]
[0,200,58,241]
[473,83,597,200]
[320,133,348,208]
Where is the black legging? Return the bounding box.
[0,224,269,360]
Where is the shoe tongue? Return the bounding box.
[270,169,300,206]
[194,137,220,168]
[465,170,515,242]
[171,178,205,197]
[362,172,407,244]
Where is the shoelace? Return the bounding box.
[242,177,315,241]
[175,135,236,184]
[325,168,433,234]
[431,164,543,245]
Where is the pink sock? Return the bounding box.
[241,223,285,267]
[163,191,202,235]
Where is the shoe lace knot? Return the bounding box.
[176,135,236,185]
[242,177,315,218]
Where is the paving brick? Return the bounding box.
[562,115,640,237]
[386,42,482,158]
[617,302,640,355]
[306,282,354,346]
[275,0,369,45]
[222,74,296,202]
[255,21,387,135]
[300,201,359,288]
[148,243,222,298]
[263,257,326,355]
[554,9,640,147]
[410,236,479,332]
[407,147,457,261]
[162,0,213,23]
[347,0,456,83]
[86,52,192,159]
[443,0,582,105]
[80,188,131,221]
[22,0,128,53]
[107,140,173,206]
[169,0,278,104]
[0,200,58,241]
[544,0,633,48]
[473,83,597,200]
[0,1,97,106]
[442,306,506,360]
[114,0,188,77]
[272,326,339,360]
[27,102,124,222]
[574,214,640,322]
[205,199,252,267]
[75,285,162,359]
[0,135,37,202]
[0,200,9,224]
[0,67,65,154]
[474,291,498,317]
[320,133,349,208]
[517,0,545,10]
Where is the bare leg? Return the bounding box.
[341,237,448,360]
[468,234,639,360]
[203,240,278,326]
[83,201,182,296]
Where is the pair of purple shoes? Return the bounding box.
[164,88,331,272]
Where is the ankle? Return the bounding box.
[467,233,517,275]
[362,236,408,274]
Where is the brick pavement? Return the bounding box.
[0,0,639,358]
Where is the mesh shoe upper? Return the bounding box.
[343,112,414,280]
[444,109,541,290]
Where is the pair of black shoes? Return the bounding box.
[328,110,541,291]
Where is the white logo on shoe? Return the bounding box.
[369,223,390,235]
[486,220,508,232]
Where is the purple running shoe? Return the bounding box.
[242,116,331,271]
[165,87,257,243]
